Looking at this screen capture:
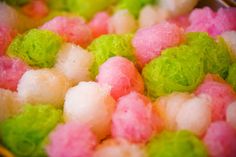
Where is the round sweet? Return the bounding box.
[40,16,92,47]
[195,74,236,121]
[203,121,236,157]
[0,105,62,157]
[0,3,19,29]
[17,69,70,107]
[155,92,193,131]
[64,82,116,140]
[94,138,147,157]
[176,95,211,136]
[109,10,137,34]
[46,122,97,157]
[7,29,63,68]
[227,63,236,91]
[132,22,184,66]
[142,45,204,98]
[96,56,144,100]
[112,92,160,143]
[226,102,236,130]
[88,12,109,38]
[55,43,93,85]
[88,34,134,77]
[168,15,190,29]
[0,56,28,91]
[0,25,16,56]
[221,31,236,61]
[147,130,208,157]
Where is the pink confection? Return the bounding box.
[22,0,49,19]
[187,7,236,36]
[132,22,184,66]
[0,56,28,91]
[46,122,98,157]
[195,74,236,121]
[168,15,190,30]
[112,92,161,143]
[0,25,16,56]
[96,56,144,100]
[203,121,236,157]
[88,12,109,38]
[40,16,93,47]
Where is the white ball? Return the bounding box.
[221,31,236,60]
[64,82,116,140]
[226,101,236,130]
[17,69,70,107]
[176,95,212,136]
[55,43,93,85]
[0,2,19,28]
[109,10,137,34]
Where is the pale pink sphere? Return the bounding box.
[96,56,144,100]
[195,74,236,121]
[40,16,92,47]
[0,25,16,56]
[132,22,184,66]
[46,122,98,157]
[88,12,109,38]
[203,121,236,157]
[0,56,27,91]
[112,92,160,143]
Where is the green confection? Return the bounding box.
[0,105,62,157]
[186,32,231,79]
[3,0,29,6]
[227,63,236,91]
[47,0,66,10]
[88,34,135,78]
[7,29,63,68]
[142,45,204,98]
[147,130,208,157]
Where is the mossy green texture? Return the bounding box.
[88,34,135,78]
[227,63,236,91]
[142,45,204,98]
[7,29,63,68]
[147,130,208,157]
[0,105,62,157]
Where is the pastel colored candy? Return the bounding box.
[0,25,16,56]
[226,102,236,130]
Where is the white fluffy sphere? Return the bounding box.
[226,101,236,130]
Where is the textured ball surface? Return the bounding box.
[227,63,236,91]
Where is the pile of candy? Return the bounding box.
[0,0,236,157]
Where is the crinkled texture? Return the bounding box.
[195,74,236,121]
[0,56,28,91]
[221,31,236,61]
[7,29,63,68]
[142,45,204,98]
[46,122,97,157]
[0,105,62,157]
[0,25,16,56]
[147,130,208,157]
[97,56,144,100]
[88,34,135,77]
[132,22,184,66]
[0,3,19,29]
[41,16,92,47]
[186,32,231,78]
[227,63,236,91]
[203,121,236,157]
[17,69,70,108]
[55,43,93,85]
[226,102,236,130]
[94,138,147,157]
[112,92,160,143]
[89,12,109,38]
[22,0,49,19]
[64,82,116,140]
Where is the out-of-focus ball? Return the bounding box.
[221,31,236,61]
[226,102,236,130]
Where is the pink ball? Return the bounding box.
[168,15,190,29]
[46,122,98,157]
[112,92,160,143]
[96,56,144,100]
[22,0,49,19]
[132,22,184,66]
[88,12,109,38]
[40,16,92,47]
[195,74,236,121]
[203,121,236,157]
[0,56,27,91]
[0,25,16,56]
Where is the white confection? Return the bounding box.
[55,43,93,85]
[17,69,70,107]
[221,31,236,60]
[226,101,236,130]
[0,2,19,28]
[64,81,116,140]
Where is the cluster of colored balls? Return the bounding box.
[0,0,236,157]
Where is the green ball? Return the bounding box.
[142,45,204,98]
[147,130,208,157]
[88,34,135,78]
[186,32,231,79]
[227,63,236,91]
[7,29,63,68]
[0,105,62,157]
